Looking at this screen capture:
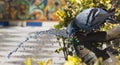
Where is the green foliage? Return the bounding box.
[54,0,120,30]
[115,8,120,21]
[55,47,63,53]
[54,0,81,29]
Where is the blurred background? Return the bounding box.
[0,0,66,27]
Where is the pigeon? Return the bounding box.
[67,8,117,37]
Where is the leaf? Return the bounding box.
[116,54,120,61]
[24,57,33,65]
[56,11,64,17]
[89,3,95,7]
[105,0,111,3]
[54,25,60,30]
[37,61,44,65]
[100,0,104,4]
[44,59,52,65]
[69,0,75,3]
[75,0,81,4]
[55,48,63,53]
[106,4,112,9]
[37,59,52,65]
[67,55,82,65]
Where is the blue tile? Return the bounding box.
[0,21,9,26]
[26,22,42,26]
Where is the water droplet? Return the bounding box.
[8,52,12,59]
[8,29,68,58]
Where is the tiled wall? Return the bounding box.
[0,0,66,21]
